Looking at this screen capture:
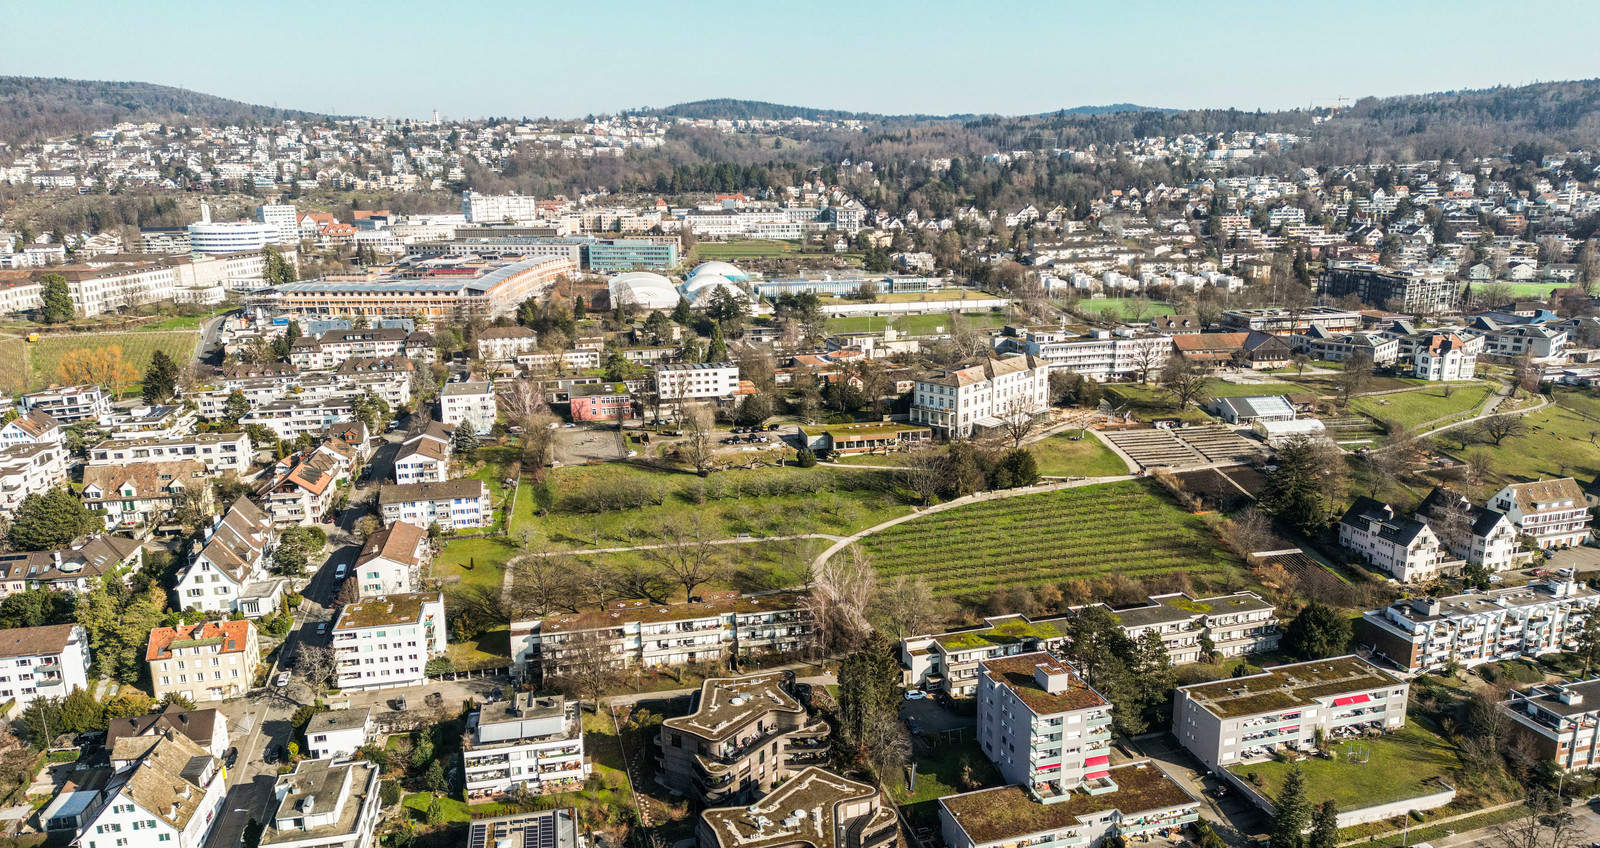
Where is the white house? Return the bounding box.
[354,521,429,597]
[393,437,449,485]
[76,733,226,848]
[1411,332,1480,381]
[173,499,282,617]
[260,759,382,848]
[910,354,1048,438]
[1337,496,1458,583]
[653,362,741,400]
[1418,486,1521,572]
[0,410,60,449]
[303,708,373,760]
[378,480,491,532]
[1488,478,1592,549]
[82,460,210,531]
[439,382,495,435]
[463,695,587,798]
[21,385,110,423]
[87,432,254,477]
[0,624,90,711]
[331,592,447,692]
[476,327,539,361]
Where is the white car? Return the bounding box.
[903,689,928,701]
[275,671,291,688]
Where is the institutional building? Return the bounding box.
[909,354,1048,439]
[265,255,576,319]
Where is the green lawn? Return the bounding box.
[1232,723,1462,811]
[1351,382,1497,431]
[1504,282,1569,298]
[1454,394,1600,485]
[892,737,1003,829]
[402,792,471,823]
[1075,298,1178,320]
[692,240,801,259]
[825,312,1008,336]
[26,331,200,391]
[433,537,514,588]
[1103,383,1215,424]
[446,627,511,672]
[1030,433,1131,477]
[854,479,1240,600]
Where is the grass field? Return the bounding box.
[1351,382,1497,431]
[1104,383,1215,424]
[1232,723,1462,812]
[25,331,199,391]
[692,240,807,260]
[433,537,513,589]
[892,737,1003,829]
[1074,298,1178,320]
[858,290,994,304]
[1504,282,1569,298]
[854,480,1238,599]
[1454,392,1600,484]
[824,312,1008,335]
[1031,433,1131,476]
[0,340,25,393]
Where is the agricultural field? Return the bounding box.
[824,311,1008,336]
[1030,433,1131,477]
[1350,382,1496,431]
[25,330,199,391]
[0,340,25,393]
[853,480,1240,601]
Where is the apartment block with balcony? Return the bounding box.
[463,695,588,799]
[87,432,254,476]
[657,672,829,806]
[901,615,1072,698]
[331,592,446,692]
[698,767,896,848]
[21,384,110,423]
[260,759,382,848]
[1503,679,1600,770]
[1417,486,1523,573]
[1172,656,1409,772]
[1489,478,1592,549]
[1360,579,1598,675]
[977,653,1114,802]
[512,591,810,682]
[0,624,89,711]
[1337,496,1461,582]
[1101,592,1279,664]
[939,762,1199,848]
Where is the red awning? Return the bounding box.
[1332,694,1372,707]
[1084,755,1111,767]
[1085,770,1111,780]
[1034,763,1060,771]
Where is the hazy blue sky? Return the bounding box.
[5,0,1599,119]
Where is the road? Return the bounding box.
[197,314,227,367]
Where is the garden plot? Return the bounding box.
[1103,430,1205,469]
[1176,427,1264,465]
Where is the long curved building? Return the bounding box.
[609,271,682,310]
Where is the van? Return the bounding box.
[334,563,347,579]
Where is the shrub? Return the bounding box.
[380,780,402,806]
[796,448,817,468]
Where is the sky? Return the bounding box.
[5,0,1600,120]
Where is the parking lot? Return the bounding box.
[899,693,975,751]
[1124,734,1265,846]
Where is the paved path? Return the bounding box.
[553,533,847,556]
[1364,386,1550,452]
[811,475,1137,572]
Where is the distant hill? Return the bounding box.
[639,98,884,122]
[1043,103,1169,116]
[0,77,332,143]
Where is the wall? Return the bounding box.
[1218,766,1455,828]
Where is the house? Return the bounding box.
[938,763,1200,848]
[354,521,428,597]
[74,732,226,848]
[1171,332,1247,366]
[1172,655,1409,771]
[439,382,495,435]
[1488,478,1592,549]
[1207,395,1295,426]
[0,409,60,449]
[700,767,896,848]
[331,592,447,691]
[259,759,382,848]
[106,706,230,762]
[1502,679,1600,771]
[1360,578,1598,675]
[657,673,829,805]
[303,708,373,760]
[1480,324,1568,360]
[463,695,587,799]
[173,499,282,617]
[568,383,632,422]
[326,420,372,462]
[392,436,449,484]
[1337,496,1459,582]
[1411,331,1480,381]
[512,591,811,681]
[87,432,254,476]
[0,624,90,711]
[1295,327,1399,365]
[909,354,1048,439]
[377,479,491,532]
[21,384,109,423]
[1416,486,1522,572]
[476,326,539,361]
[82,460,210,531]
[0,536,144,595]
[146,619,260,703]
[1240,331,1293,369]
[264,447,344,527]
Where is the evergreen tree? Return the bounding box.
[452,423,480,458]
[224,390,251,423]
[1259,436,1331,534]
[573,296,587,319]
[1284,602,1353,660]
[262,246,297,285]
[671,296,693,326]
[39,273,73,324]
[1307,800,1338,848]
[706,323,728,362]
[142,349,180,403]
[9,489,102,551]
[1269,765,1310,848]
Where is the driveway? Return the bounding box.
[1548,545,1600,575]
[1124,734,1264,847]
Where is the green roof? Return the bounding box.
[801,422,930,440]
[933,616,1070,651]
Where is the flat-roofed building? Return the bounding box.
[440,381,496,435]
[658,672,830,805]
[795,422,931,456]
[1503,679,1600,770]
[1360,578,1598,675]
[901,615,1072,698]
[977,653,1113,799]
[655,362,741,400]
[1220,307,1364,336]
[1100,592,1280,665]
[698,766,896,848]
[88,432,253,476]
[304,708,373,760]
[939,762,1199,848]
[260,758,382,848]
[1172,656,1409,772]
[331,592,447,691]
[0,623,89,710]
[463,694,586,799]
[466,810,579,848]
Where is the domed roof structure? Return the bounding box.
[684,277,749,306]
[682,273,735,294]
[688,261,749,282]
[609,271,680,311]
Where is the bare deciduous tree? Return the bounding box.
[549,629,620,714]
[1158,359,1212,410]
[641,514,726,602]
[1476,413,1529,446]
[998,394,1042,449]
[866,576,941,642]
[508,532,582,617]
[678,406,718,476]
[897,446,946,506]
[294,645,338,692]
[806,544,877,655]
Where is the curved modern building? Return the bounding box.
[187,220,277,255]
[609,271,681,310]
[687,261,749,283]
[682,273,749,306]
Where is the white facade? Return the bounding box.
[977,653,1113,798]
[77,735,225,848]
[1411,332,1480,381]
[462,192,543,224]
[303,709,373,760]
[1338,498,1457,583]
[22,385,110,423]
[463,695,587,798]
[332,592,447,692]
[653,362,741,400]
[261,759,381,848]
[910,355,1048,438]
[87,433,254,477]
[378,479,491,532]
[257,204,300,246]
[355,521,428,597]
[439,382,495,435]
[188,221,277,255]
[0,624,90,711]
[1489,478,1592,549]
[1362,580,1599,675]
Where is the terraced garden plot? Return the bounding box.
[854,480,1239,599]
[1177,427,1264,464]
[1104,430,1205,468]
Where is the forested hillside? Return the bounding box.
[0,77,330,142]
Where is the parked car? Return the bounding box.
[335,563,348,579]
[316,622,327,634]
[903,689,928,701]
[394,696,407,710]
[275,671,290,688]
[225,747,238,767]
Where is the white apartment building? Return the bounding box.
[21,385,110,423]
[998,327,1172,382]
[354,521,428,597]
[331,592,447,692]
[145,619,260,703]
[76,733,226,848]
[1503,679,1600,771]
[1417,486,1521,572]
[462,192,544,224]
[463,694,587,799]
[87,432,254,477]
[1361,579,1599,675]
[910,354,1048,438]
[1172,656,1409,772]
[1488,478,1592,549]
[0,409,61,449]
[1095,592,1280,665]
[257,204,300,246]
[0,442,67,520]
[1337,496,1459,582]
[440,382,496,435]
[287,329,423,371]
[172,499,280,617]
[238,397,355,440]
[1480,324,1567,360]
[977,653,1114,799]
[653,362,741,400]
[393,436,448,484]
[377,479,491,532]
[0,624,90,710]
[261,759,382,848]
[303,708,373,760]
[476,326,539,361]
[98,404,197,442]
[1411,331,1480,381]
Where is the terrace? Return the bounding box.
[939,762,1197,845]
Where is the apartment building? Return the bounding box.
[377,479,491,532]
[996,327,1172,383]
[0,442,67,519]
[1359,579,1599,675]
[1172,656,1409,771]
[440,382,496,435]
[1416,486,1521,572]
[260,759,382,848]
[698,767,896,848]
[568,383,632,422]
[977,653,1114,798]
[939,762,1199,848]
[0,409,60,449]
[173,499,281,617]
[910,354,1048,439]
[1220,307,1363,336]
[21,384,110,423]
[467,811,579,848]
[1294,328,1400,365]
[0,536,144,596]
[82,460,210,531]
[238,397,355,440]
[1411,331,1480,381]
[463,694,587,799]
[88,432,254,476]
[331,592,447,692]
[263,445,347,527]
[1479,323,1567,360]
[75,732,225,848]
[1337,496,1460,582]
[354,521,428,597]
[286,328,423,370]
[513,591,811,681]
[658,673,830,805]
[902,615,1072,697]
[99,404,197,442]
[476,326,539,361]
[303,708,373,760]
[654,362,741,400]
[146,620,260,703]
[1503,679,1600,770]
[1488,478,1592,549]
[1320,262,1459,313]
[393,423,452,483]
[1100,592,1280,664]
[0,624,90,710]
